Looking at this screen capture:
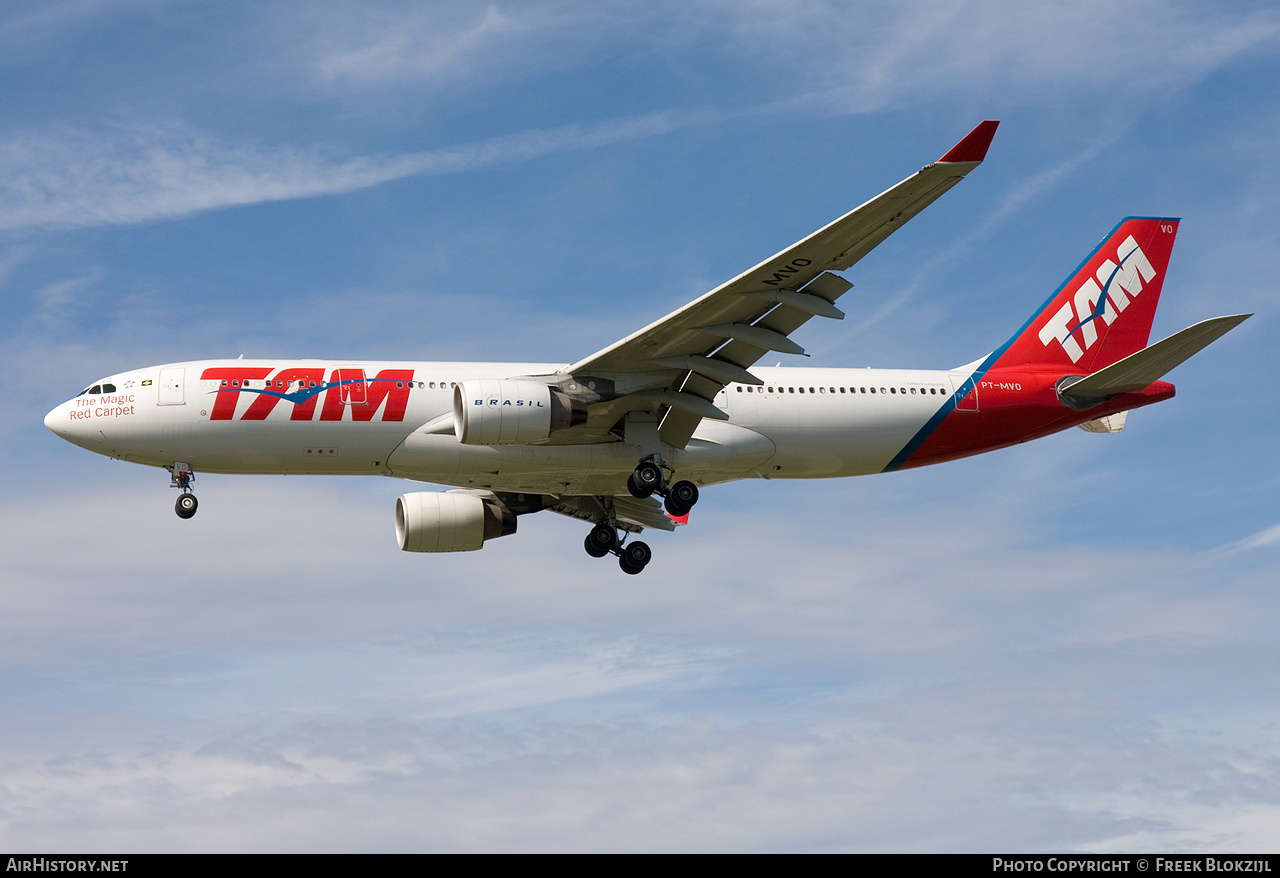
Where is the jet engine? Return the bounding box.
[395,491,517,552]
[453,379,587,445]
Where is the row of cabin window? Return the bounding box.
[735,385,946,396]
[215,379,455,390]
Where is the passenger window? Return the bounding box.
[736,386,743,392]
[890,387,896,394]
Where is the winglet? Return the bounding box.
[938,120,999,163]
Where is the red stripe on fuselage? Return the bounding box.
[898,370,1174,469]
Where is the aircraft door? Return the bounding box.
[158,368,185,405]
[949,373,979,412]
[335,367,367,404]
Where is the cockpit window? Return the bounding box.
[88,385,102,395]
[101,383,116,393]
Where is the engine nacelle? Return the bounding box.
[453,379,587,445]
[395,491,517,553]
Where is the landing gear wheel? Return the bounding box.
[664,480,699,517]
[618,540,652,575]
[584,523,617,558]
[175,493,198,519]
[628,461,663,498]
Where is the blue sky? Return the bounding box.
[1,0,1278,852]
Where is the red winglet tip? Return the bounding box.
[938,120,999,163]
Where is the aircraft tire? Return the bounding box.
[664,481,698,516]
[618,540,651,574]
[175,493,198,519]
[626,472,651,499]
[629,462,662,498]
[584,525,616,558]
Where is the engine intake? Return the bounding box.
[453,379,587,445]
[395,491,517,553]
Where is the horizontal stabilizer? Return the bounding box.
[1061,313,1251,399]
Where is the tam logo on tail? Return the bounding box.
[1037,234,1158,363]
[994,218,1179,374]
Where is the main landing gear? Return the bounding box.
[582,459,699,574]
[583,522,652,575]
[168,462,198,520]
[626,457,700,518]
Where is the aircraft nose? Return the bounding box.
[45,403,63,434]
[45,400,76,440]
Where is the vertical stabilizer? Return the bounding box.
[995,218,1180,373]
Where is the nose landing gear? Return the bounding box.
[167,462,198,520]
[175,492,198,519]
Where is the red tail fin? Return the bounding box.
[995,218,1180,373]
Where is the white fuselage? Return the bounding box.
[45,359,970,495]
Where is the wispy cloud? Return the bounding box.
[5,2,1277,234]
[706,0,1280,113]
[292,1,1280,111]
[1213,521,1280,556]
[0,109,729,232]
[841,142,1109,345]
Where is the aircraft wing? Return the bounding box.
[560,121,1000,447]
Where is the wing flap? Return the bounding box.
[548,494,677,533]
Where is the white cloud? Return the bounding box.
[3,678,1280,851]
[1215,521,1280,555]
[289,1,1280,111]
[701,0,1280,112]
[0,110,725,232]
[3,2,1275,234]
[2,452,1277,850]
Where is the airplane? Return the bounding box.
[44,120,1251,574]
